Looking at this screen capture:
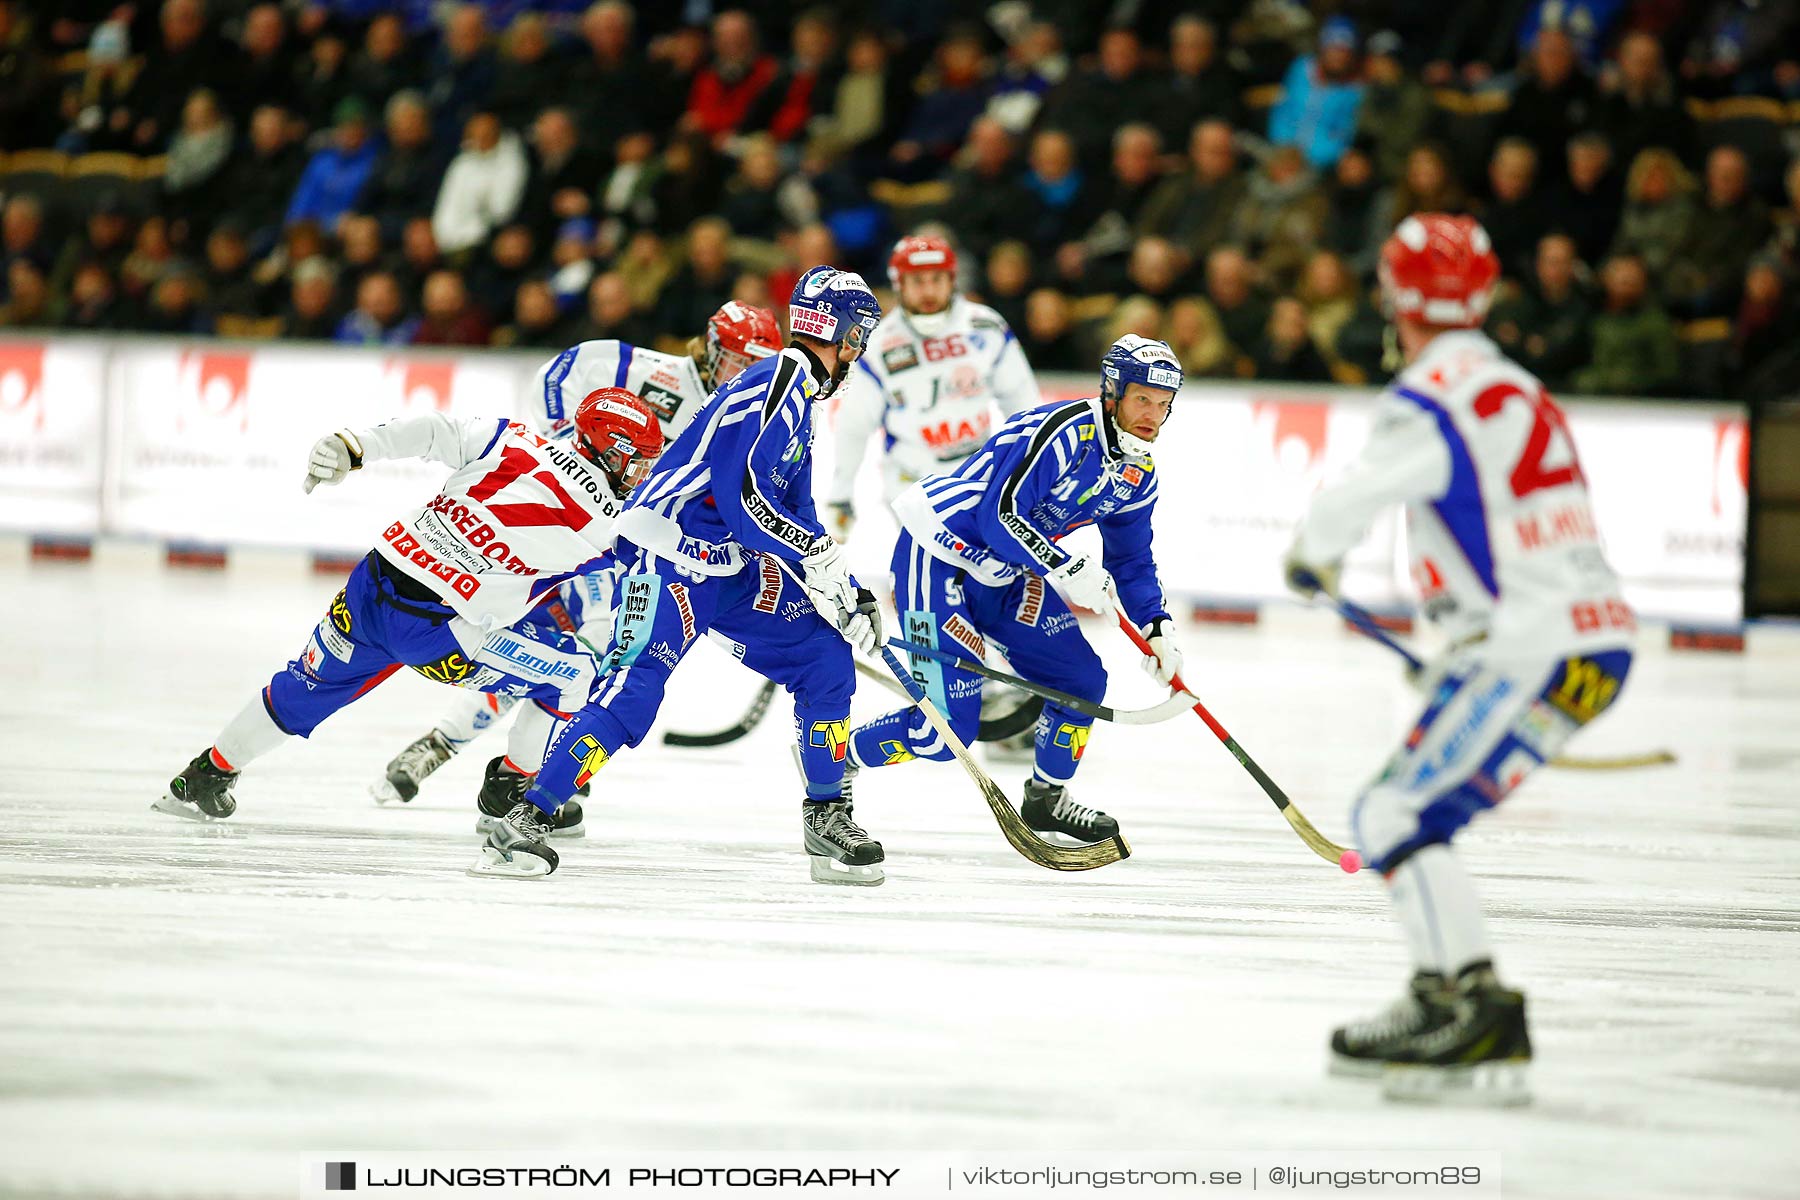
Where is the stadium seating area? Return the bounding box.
[0,0,1797,399]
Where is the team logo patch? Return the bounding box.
[879,739,914,765]
[668,581,696,645]
[1122,465,1143,486]
[1014,575,1045,627]
[942,613,985,659]
[882,344,920,373]
[1052,722,1090,760]
[1078,425,1094,441]
[411,650,476,685]
[809,719,851,763]
[752,556,783,614]
[570,734,609,788]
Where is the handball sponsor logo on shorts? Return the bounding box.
[668,581,696,645]
[1015,575,1045,626]
[942,613,985,659]
[752,556,783,613]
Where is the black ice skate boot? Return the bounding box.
[1020,777,1120,843]
[474,757,584,839]
[1380,962,1533,1107]
[802,796,883,886]
[372,730,456,804]
[468,801,560,879]
[1329,970,1454,1078]
[154,751,239,821]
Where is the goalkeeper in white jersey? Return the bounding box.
[1284,214,1636,1105]
[369,303,781,806]
[822,234,1041,541]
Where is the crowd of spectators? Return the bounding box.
[1,0,1798,400]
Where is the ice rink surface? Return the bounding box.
[2,543,1797,1200]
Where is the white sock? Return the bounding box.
[434,691,518,748]
[213,695,291,770]
[1386,844,1493,977]
[504,701,562,774]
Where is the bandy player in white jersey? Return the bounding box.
[156,388,664,861]
[1284,214,1636,1104]
[823,234,1040,541]
[369,304,781,805]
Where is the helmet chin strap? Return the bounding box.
[1100,397,1154,462]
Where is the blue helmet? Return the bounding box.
[789,265,883,353]
[1099,335,1184,405]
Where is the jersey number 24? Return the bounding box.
[1472,382,1585,500]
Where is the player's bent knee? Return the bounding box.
[1354,780,1493,874]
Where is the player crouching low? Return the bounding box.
[842,336,1187,844]
[157,389,664,856]
[1284,214,1636,1105]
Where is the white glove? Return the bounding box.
[1138,616,1184,686]
[825,501,856,543]
[1045,552,1116,617]
[800,539,882,655]
[303,429,365,494]
[1282,549,1340,600]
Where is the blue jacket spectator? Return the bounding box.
[1268,18,1367,171]
[286,99,381,229]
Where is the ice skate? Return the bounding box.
[468,801,560,878]
[1020,777,1119,843]
[473,757,584,839]
[153,751,238,821]
[1329,971,1453,1078]
[371,730,455,804]
[802,793,883,886]
[1380,963,1533,1106]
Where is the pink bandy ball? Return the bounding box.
[1339,849,1363,874]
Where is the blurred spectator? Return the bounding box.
[1356,31,1431,183]
[346,14,419,112]
[141,266,210,334]
[945,116,1027,264]
[1253,297,1333,381]
[467,223,536,315]
[127,0,220,151]
[119,215,177,303]
[649,131,727,236]
[1268,17,1366,171]
[202,221,267,321]
[1158,16,1241,150]
[1122,236,1188,306]
[50,197,133,299]
[1021,287,1083,370]
[1515,0,1627,69]
[1042,26,1163,171]
[984,21,1064,136]
[1231,144,1328,292]
[336,270,420,344]
[1498,28,1596,181]
[219,4,296,116]
[1,259,52,327]
[642,18,709,134]
[657,217,737,336]
[1665,145,1774,317]
[1203,245,1269,371]
[981,240,1033,333]
[1487,233,1593,388]
[1102,295,1166,352]
[1546,132,1623,266]
[285,98,379,231]
[56,18,139,153]
[730,271,772,311]
[1323,142,1390,277]
[805,27,893,169]
[361,92,442,238]
[1610,147,1697,282]
[1732,259,1800,399]
[164,89,234,205]
[520,107,604,245]
[595,131,661,249]
[282,256,342,340]
[548,218,598,311]
[568,2,647,135]
[1679,0,1800,100]
[752,8,840,145]
[491,15,564,130]
[495,278,577,349]
[1164,295,1230,377]
[1140,120,1245,264]
[218,105,305,247]
[1482,139,1550,281]
[1597,30,1691,168]
[1768,160,1800,278]
[1296,250,1359,374]
[612,229,673,312]
[295,32,351,132]
[1016,128,1100,260]
[1,196,49,293]
[427,5,497,147]
[1052,122,1164,291]
[432,112,528,256]
[411,268,490,345]
[685,9,779,145]
[721,135,818,243]
[396,216,442,297]
[1573,254,1679,395]
[572,270,654,344]
[0,0,54,149]
[1389,143,1471,226]
[61,261,131,330]
[884,28,989,180]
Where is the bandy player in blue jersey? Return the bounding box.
[471,267,887,883]
[843,336,1188,844]
[1286,215,1636,1104]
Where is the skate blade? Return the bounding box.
[808,853,884,886]
[1327,1053,1388,1080]
[150,793,226,822]
[466,846,556,879]
[370,778,405,806]
[475,815,586,840]
[1382,1059,1532,1107]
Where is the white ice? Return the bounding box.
[1,540,1796,1200]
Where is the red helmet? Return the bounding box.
[573,387,663,493]
[1378,214,1500,329]
[887,234,957,289]
[703,302,780,387]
